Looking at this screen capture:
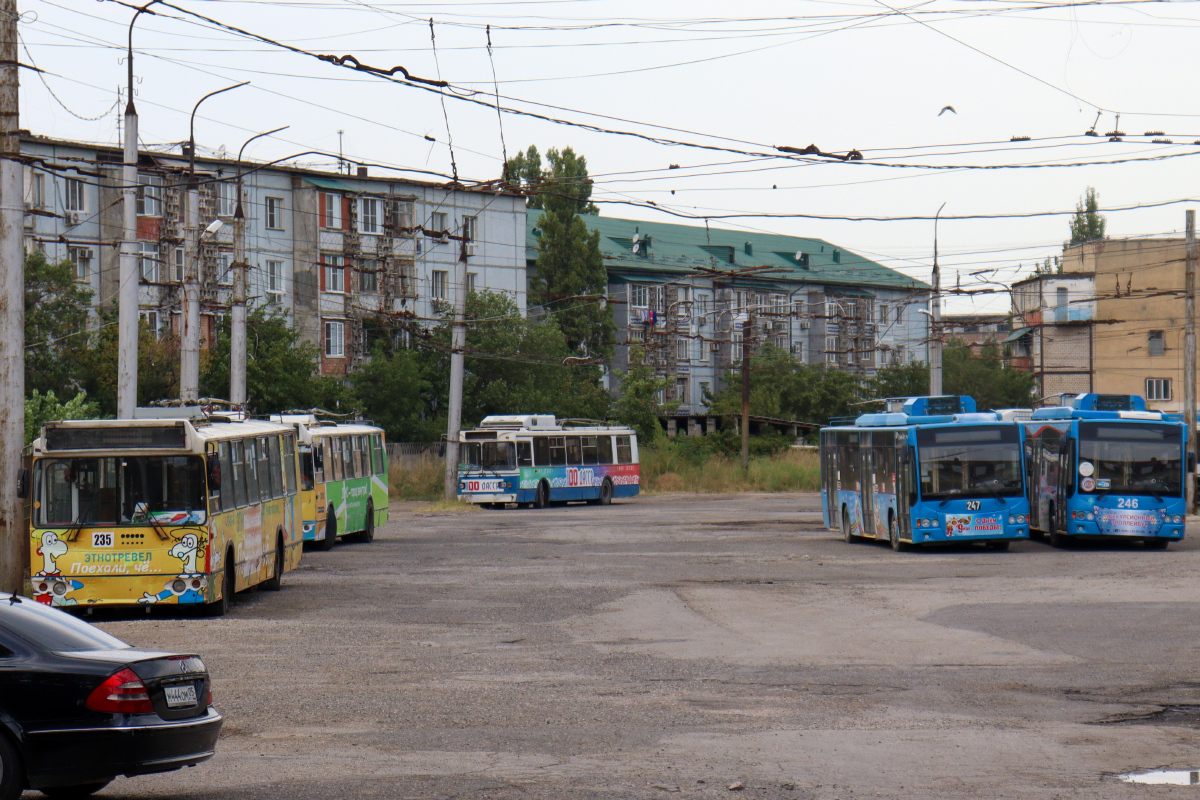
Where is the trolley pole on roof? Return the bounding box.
[1184,210,1196,511]
[0,0,24,593]
[444,220,469,499]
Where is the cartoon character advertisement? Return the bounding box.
[944,513,1003,537]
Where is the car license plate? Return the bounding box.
[164,683,198,708]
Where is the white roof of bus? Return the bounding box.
[32,417,296,454]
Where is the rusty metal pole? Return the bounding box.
[741,310,752,473]
[0,0,24,593]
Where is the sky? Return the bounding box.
[20,0,1200,314]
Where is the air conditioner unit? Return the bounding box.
[65,212,80,226]
[798,319,811,329]
[710,342,721,351]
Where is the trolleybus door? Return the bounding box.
[897,434,913,538]
[1055,435,1075,532]
[861,433,876,537]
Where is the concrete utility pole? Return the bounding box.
[929,203,946,396]
[1185,210,1196,511]
[118,4,154,419]
[741,310,753,473]
[182,82,246,405]
[444,223,469,499]
[0,0,24,593]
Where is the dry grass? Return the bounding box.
[388,457,444,501]
[411,498,481,516]
[639,447,821,495]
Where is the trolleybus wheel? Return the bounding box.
[986,540,1010,552]
[1145,538,1170,550]
[262,533,284,591]
[208,549,236,617]
[841,507,858,543]
[319,507,337,551]
[356,503,375,543]
[534,481,549,509]
[589,479,613,506]
[889,514,907,552]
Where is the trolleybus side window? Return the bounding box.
[581,436,598,465]
[534,437,549,466]
[342,436,353,480]
[549,436,567,466]
[267,435,283,498]
[598,435,614,465]
[206,444,220,510]
[351,436,363,478]
[244,438,259,502]
[616,435,633,464]
[284,435,297,494]
[313,441,325,484]
[517,441,533,467]
[232,440,248,508]
[565,436,582,466]
[329,437,343,482]
[256,437,271,503]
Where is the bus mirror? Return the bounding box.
[16,468,29,500]
[207,460,221,491]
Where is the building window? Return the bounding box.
[265,196,283,229]
[676,337,689,361]
[675,377,688,403]
[139,241,160,282]
[878,303,888,325]
[266,260,282,294]
[217,181,236,218]
[324,320,345,358]
[774,334,787,350]
[859,340,874,366]
[216,251,233,286]
[29,172,44,208]
[695,293,710,317]
[137,173,162,217]
[825,335,838,364]
[323,255,345,293]
[629,327,645,343]
[1146,378,1172,401]
[359,260,378,293]
[430,211,447,234]
[139,310,159,335]
[359,198,380,234]
[322,193,340,229]
[1056,286,1068,323]
[391,200,414,233]
[467,273,477,294]
[462,215,477,255]
[630,284,648,308]
[173,247,184,283]
[894,306,904,324]
[793,340,805,362]
[1149,330,1166,356]
[431,270,448,300]
[64,177,86,213]
[67,246,92,282]
[699,381,711,402]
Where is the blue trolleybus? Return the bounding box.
[456,415,640,508]
[1022,393,1189,549]
[820,396,1031,551]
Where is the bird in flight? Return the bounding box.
[939,105,957,116]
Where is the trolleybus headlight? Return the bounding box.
[1008,515,1016,524]
[1017,515,1027,524]
[1174,515,1184,524]
[1086,513,1095,521]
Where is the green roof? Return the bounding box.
[525,213,928,291]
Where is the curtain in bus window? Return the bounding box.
[284,435,297,494]
[581,436,598,465]
[565,437,582,466]
[516,441,532,467]
[245,438,261,502]
[549,437,567,466]
[232,440,248,508]
[616,436,632,464]
[268,435,283,498]
[533,437,549,466]
[598,435,613,464]
[217,442,234,512]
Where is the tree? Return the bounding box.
[508,143,613,357]
[77,316,178,416]
[1068,187,1107,246]
[943,340,1036,410]
[24,250,93,399]
[706,344,860,426]
[350,343,435,442]
[867,361,930,400]
[612,345,670,444]
[200,309,326,413]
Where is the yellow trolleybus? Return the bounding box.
[272,415,389,550]
[28,416,302,615]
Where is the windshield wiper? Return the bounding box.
[1130,478,1163,502]
[979,479,1008,504]
[937,488,963,507]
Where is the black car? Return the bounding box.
[0,594,222,799]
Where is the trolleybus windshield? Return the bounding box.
[916,425,1023,500]
[459,441,516,470]
[1078,422,1182,496]
[35,455,207,527]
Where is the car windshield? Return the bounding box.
[0,595,130,652]
[917,425,1023,500]
[34,456,207,528]
[459,441,515,470]
[1079,422,1183,496]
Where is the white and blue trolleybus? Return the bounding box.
[820,395,1031,551]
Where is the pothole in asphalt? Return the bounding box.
[1093,704,1200,726]
[1120,769,1200,785]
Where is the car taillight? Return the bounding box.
[86,668,154,714]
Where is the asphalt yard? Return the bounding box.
[70,494,1200,799]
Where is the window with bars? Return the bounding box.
[137,174,162,217]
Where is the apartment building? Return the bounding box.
[21,133,526,376]
[941,313,1011,353]
[1007,270,1095,403]
[527,214,930,434]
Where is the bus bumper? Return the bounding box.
[459,493,517,505]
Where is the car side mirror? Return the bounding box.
[16,468,29,500]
